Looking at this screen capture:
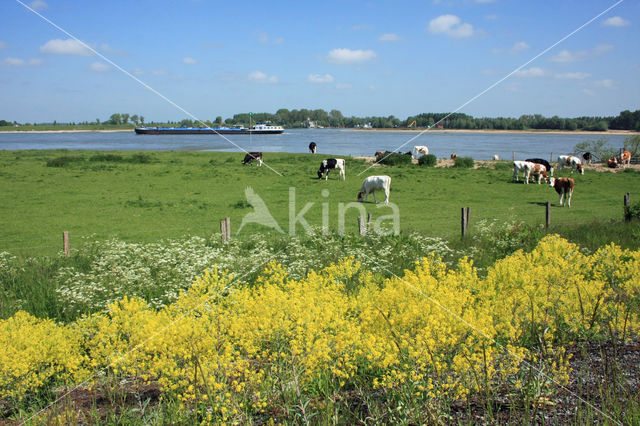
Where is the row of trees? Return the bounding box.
[106,113,145,125]
[212,109,640,131]
[2,110,639,131]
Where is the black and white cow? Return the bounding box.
[309,142,317,154]
[317,158,345,180]
[242,152,263,166]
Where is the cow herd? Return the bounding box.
[241,142,392,204]
[242,143,633,209]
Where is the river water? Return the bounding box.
[0,129,628,161]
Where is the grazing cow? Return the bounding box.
[242,152,263,166]
[549,177,574,207]
[493,154,500,161]
[375,151,387,157]
[412,145,429,159]
[357,175,391,205]
[309,142,317,154]
[530,163,548,184]
[582,152,592,164]
[317,158,345,180]
[526,158,554,177]
[450,153,458,160]
[608,157,619,168]
[557,155,584,175]
[512,160,535,183]
[620,150,631,168]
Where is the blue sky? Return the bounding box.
[1,0,638,123]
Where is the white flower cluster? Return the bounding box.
[51,232,458,316]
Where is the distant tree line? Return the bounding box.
[191,109,640,131]
[2,109,639,131]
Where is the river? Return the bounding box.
[0,129,628,161]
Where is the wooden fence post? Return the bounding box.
[624,193,631,221]
[546,201,551,228]
[220,220,227,242]
[225,217,231,241]
[461,207,470,238]
[550,152,553,163]
[62,231,70,257]
[358,216,366,236]
[512,151,515,161]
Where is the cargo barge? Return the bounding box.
[134,123,284,135]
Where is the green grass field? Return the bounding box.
[0,149,638,256]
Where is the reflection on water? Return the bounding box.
[0,129,628,161]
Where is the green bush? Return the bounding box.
[453,156,474,168]
[625,201,640,221]
[418,154,437,167]
[45,157,84,167]
[128,153,153,164]
[89,154,124,162]
[376,152,412,166]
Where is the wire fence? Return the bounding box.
[0,194,630,256]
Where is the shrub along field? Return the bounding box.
[0,149,638,257]
[1,149,639,423]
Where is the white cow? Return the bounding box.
[357,175,391,205]
[412,145,429,159]
[557,155,584,175]
[512,160,536,184]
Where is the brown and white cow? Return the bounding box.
[558,155,584,175]
[530,163,548,184]
[621,150,631,168]
[549,177,574,207]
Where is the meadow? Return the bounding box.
[1,149,638,257]
[1,149,640,424]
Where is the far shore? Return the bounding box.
[1,127,638,136]
[347,128,640,136]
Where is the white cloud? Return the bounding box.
[556,72,590,79]
[100,43,128,56]
[40,39,93,56]
[428,15,474,38]
[593,44,614,54]
[378,33,400,42]
[515,67,545,77]
[248,70,278,84]
[551,44,612,63]
[550,49,587,63]
[256,31,283,45]
[1,57,42,66]
[326,48,377,64]
[29,0,48,10]
[90,62,110,72]
[2,57,26,66]
[603,16,630,27]
[307,73,334,83]
[594,79,614,88]
[510,41,530,54]
[182,56,196,64]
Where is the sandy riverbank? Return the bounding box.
[354,156,640,173]
[348,128,640,136]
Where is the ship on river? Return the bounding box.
[134,123,284,135]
